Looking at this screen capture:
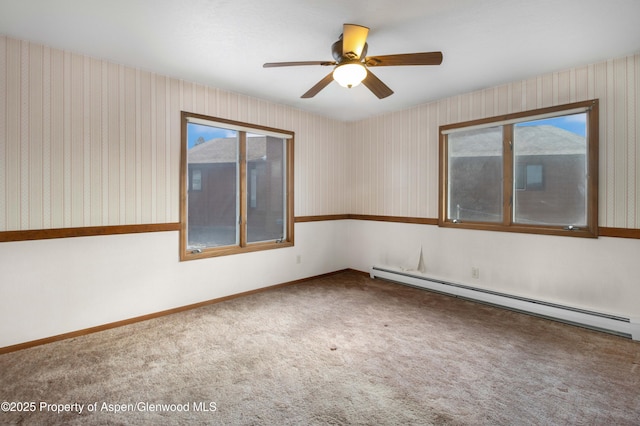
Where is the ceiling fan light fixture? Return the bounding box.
[332,62,367,88]
[264,23,442,99]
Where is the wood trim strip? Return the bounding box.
[599,227,640,239]
[503,125,514,227]
[347,215,439,225]
[587,102,600,236]
[439,99,598,133]
[239,131,248,248]
[295,215,639,239]
[295,214,438,225]
[1,219,637,242]
[286,135,295,244]
[179,112,189,260]
[295,214,350,222]
[438,128,448,227]
[0,223,180,243]
[0,269,355,354]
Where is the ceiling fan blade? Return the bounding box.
[264,61,336,68]
[361,69,394,99]
[301,72,335,98]
[342,24,369,59]
[365,52,443,67]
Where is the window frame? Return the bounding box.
[180,112,295,261]
[438,99,599,238]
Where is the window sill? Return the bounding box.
[437,220,598,238]
[180,240,294,261]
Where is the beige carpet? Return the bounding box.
[1,270,639,425]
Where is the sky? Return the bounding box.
[187,124,268,149]
[187,123,236,149]
[189,112,587,149]
[515,113,587,137]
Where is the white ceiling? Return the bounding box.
[1,0,639,121]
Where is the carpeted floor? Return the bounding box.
[1,270,639,425]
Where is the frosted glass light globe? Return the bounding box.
[333,63,367,88]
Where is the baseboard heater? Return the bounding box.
[370,266,639,341]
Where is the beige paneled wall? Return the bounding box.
[0,36,348,232]
[348,105,441,218]
[1,33,637,232]
[348,53,640,228]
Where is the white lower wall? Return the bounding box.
[346,220,640,320]
[0,221,350,348]
[2,219,639,348]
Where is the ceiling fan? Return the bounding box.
[263,23,443,99]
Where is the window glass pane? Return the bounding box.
[246,134,286,243]
[186,123,239,249]
[513,113,587,226]
[447,127,503,223]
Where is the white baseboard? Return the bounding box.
[371,265,639,341]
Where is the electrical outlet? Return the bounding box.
[296,255,302,264]
[471,267,480,279]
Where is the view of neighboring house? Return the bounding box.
[187,135,286,248]
[449,124,587,226]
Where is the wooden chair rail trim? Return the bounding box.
[294,215,638,239]
[598,227,640,239]
[0,219,637,243]
[295,214,438,225]
[0,223,181,242]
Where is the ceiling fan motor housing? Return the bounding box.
[332,37,368,62]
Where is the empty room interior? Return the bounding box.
[1,0,639,424]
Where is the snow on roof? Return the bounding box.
[449,125,586,157]
[188,136,267,164]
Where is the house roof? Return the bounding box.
[188,136,267,164]
[449,125,586,157]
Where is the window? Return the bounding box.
[180,112,294,260]
[190,169,202,191]
[439,100,598,237]
[516,164,543,191]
